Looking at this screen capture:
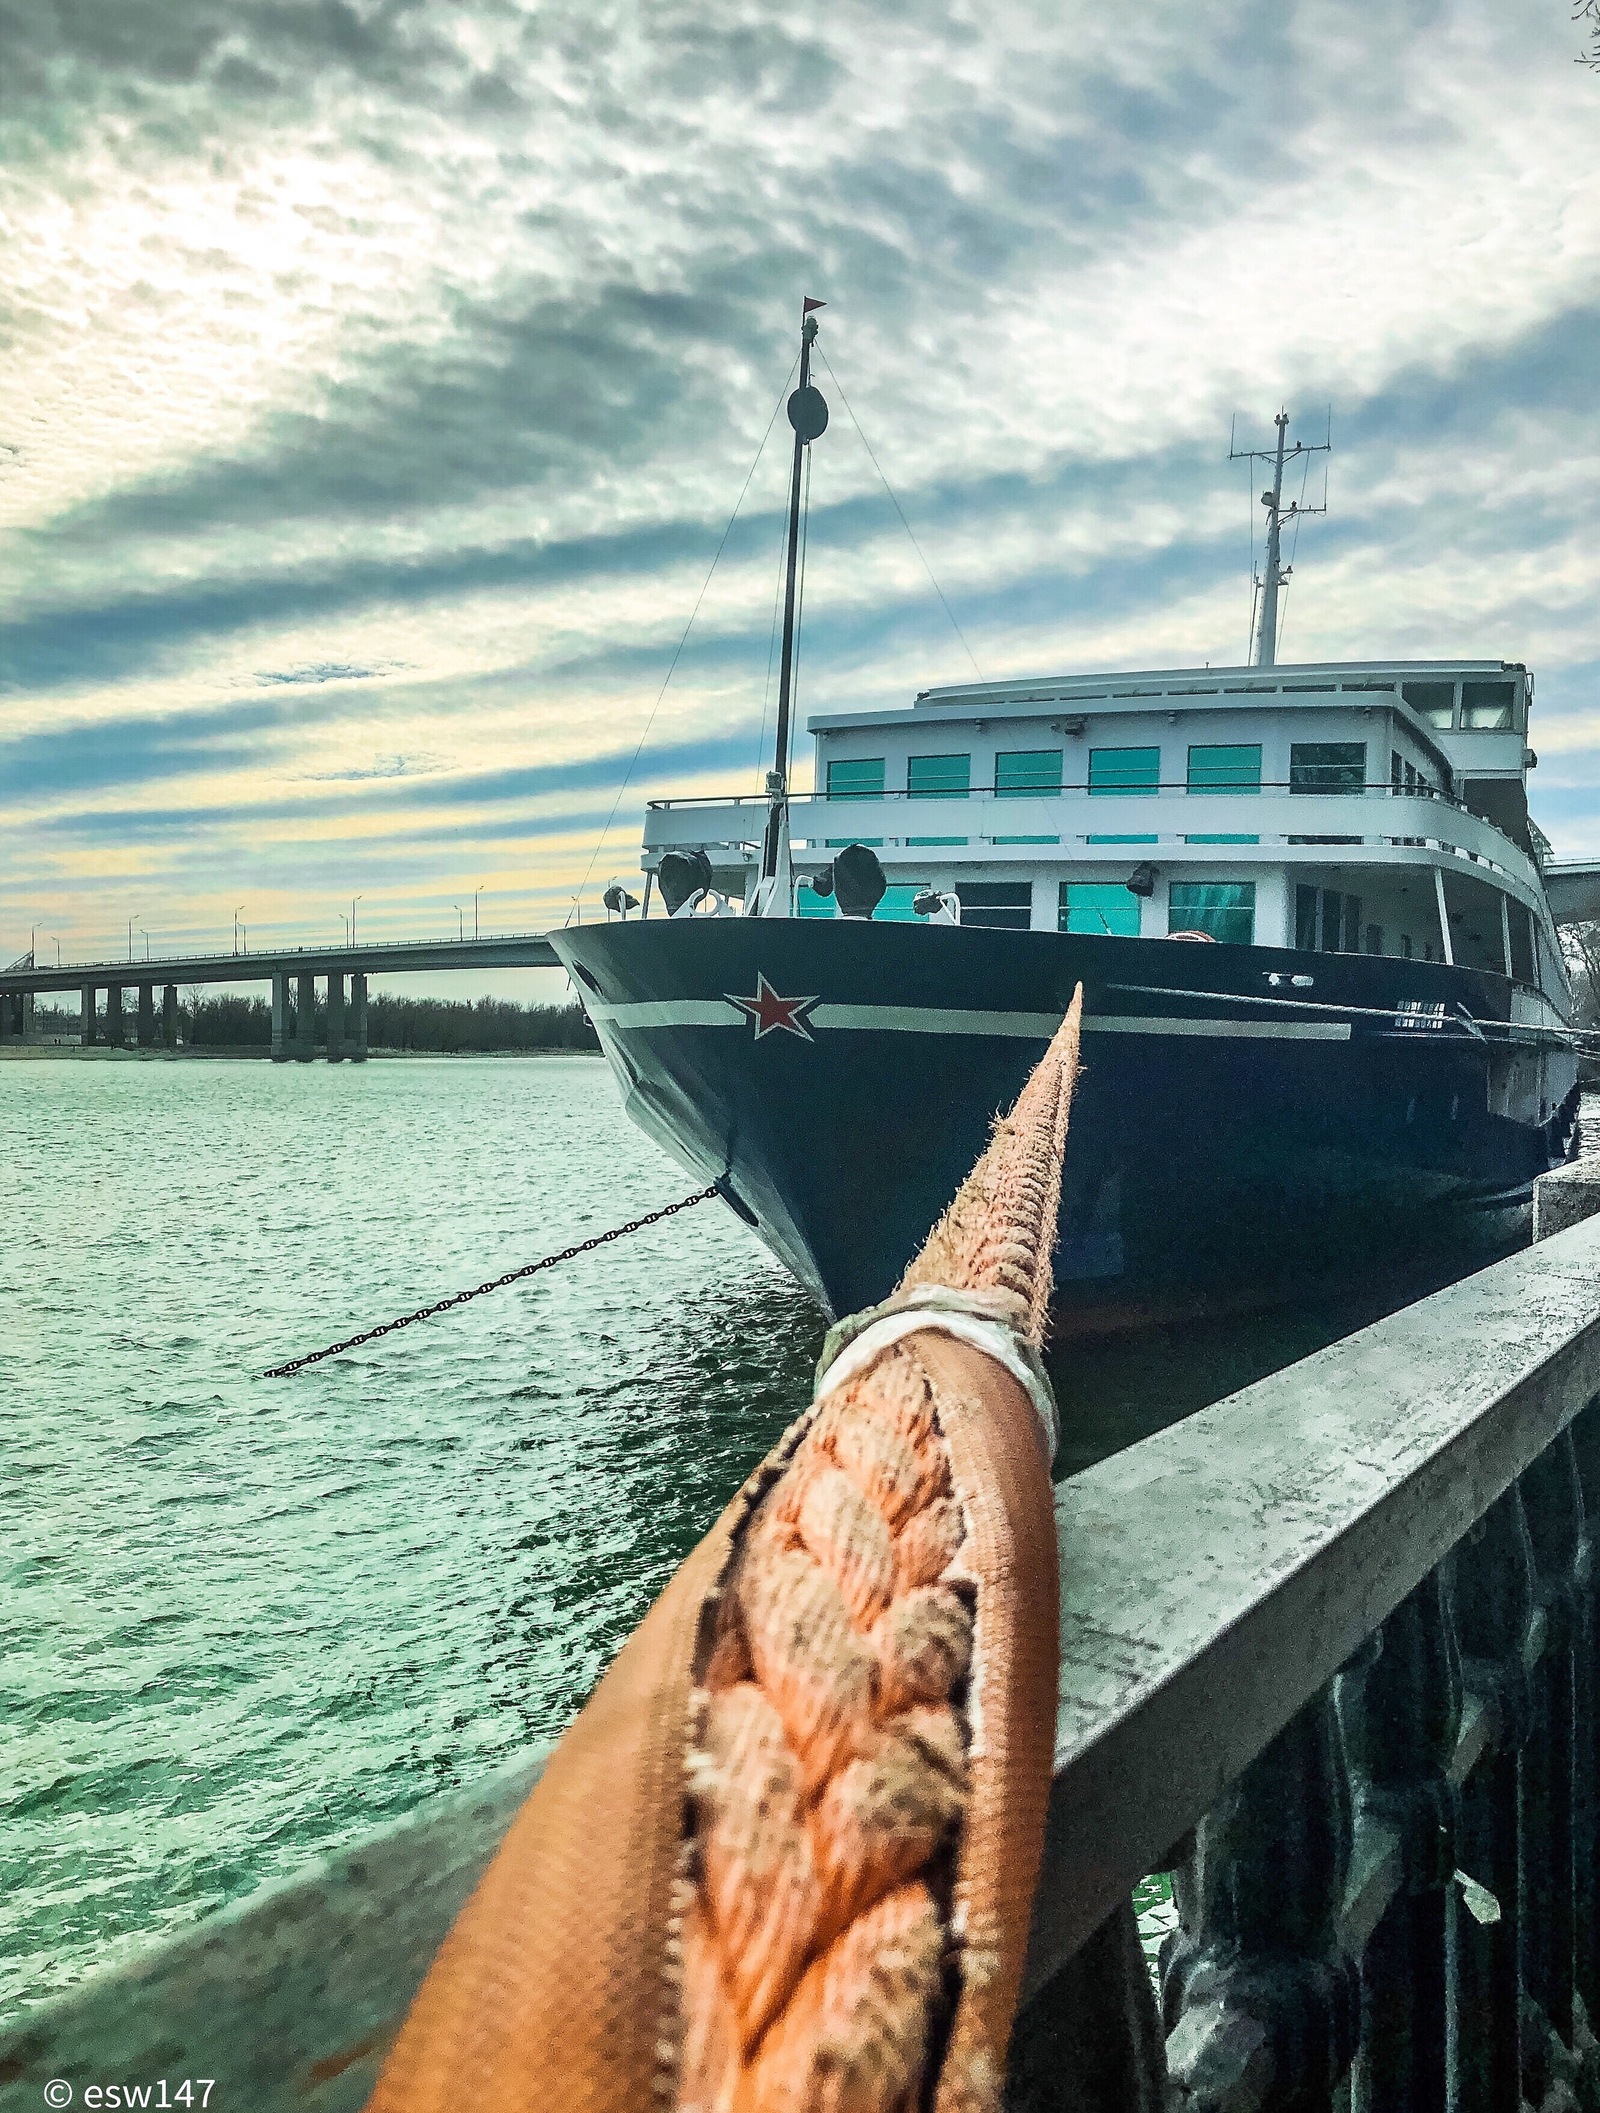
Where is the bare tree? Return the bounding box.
[1560,921,1600,1022]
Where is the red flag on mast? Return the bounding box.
[802,297,826,314]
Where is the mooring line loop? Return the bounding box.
[260,1185,721,1378]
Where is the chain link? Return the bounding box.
[261,1185,721,1378]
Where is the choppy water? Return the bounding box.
[1,1053,1543,2018]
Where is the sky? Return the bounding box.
[3,0,1599,982]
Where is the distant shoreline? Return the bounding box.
[0,1043,603,1061]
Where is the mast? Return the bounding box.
[1255,413,1289,669]
[1230,410,1329,669]
[759,300,829,901]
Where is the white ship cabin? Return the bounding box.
[641,658,1565,994]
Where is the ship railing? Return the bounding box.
[11,1200,1600,2107]
[642,788,1541,891]
[1011,1204,1600,2110]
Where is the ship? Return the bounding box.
[554,311,1589,1323]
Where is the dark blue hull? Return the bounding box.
[554,920,1579,1323]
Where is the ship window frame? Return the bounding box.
[907,752,971,800]
[1402,680,1457,730]
[1290,741,1367,795]
[1460,680,1517,730]
[1059,881,1142,938]
[1186,742,1262,795]
[826,756,886,801]
[994,748,1064,797]
[1088,745,1161,796]
[957,881,1034,931]
[1169,880,1256,946]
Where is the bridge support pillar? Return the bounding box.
[326,971,345,1063]
[81,985,95,1047]
[271,973,290,1062]
[296,972,315,1061]
[349,972,368,1062]
[106,984,124,1047]
[137,983,155,1048]
[163,985,178,1050]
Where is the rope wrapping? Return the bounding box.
[367,987,1083,2113]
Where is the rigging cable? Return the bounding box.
[816,346,984,683]
[754,491,789,784]
[1274,441,1316,662]
[573,356,799,918]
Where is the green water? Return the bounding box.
[0,1054,1516,2018]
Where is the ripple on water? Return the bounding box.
[1,1054,822,2015]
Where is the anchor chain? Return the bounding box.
[261,1184,721,1378]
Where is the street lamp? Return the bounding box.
[452,903,464,942]
[233,905,244,956]
[128,914,140,963]
[351,895,362,946]
[51,936,61,968]
[142,930,151,961]
[340,915,349,944]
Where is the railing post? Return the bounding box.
[1519,1430,1590,2106]
[1450,1485,1537,2113]
[1334,1566,1461,2113]
[1163,1687,1357,2110]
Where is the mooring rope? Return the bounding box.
[261,1186,720,1377]
[367,987,1083,2113]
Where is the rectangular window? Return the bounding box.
[1291,742,1366,794]
[1059,882,1141,937]
[1508,900,1535,983]
[875,884,929,923]
[1345,896,1362,953]
[908,753,971,798]
[825,838,883,848]
[1169,881,1255,945]
[907,836,969,846]
[1185,833,1259,845]
[995,749,1063,797]
[1296,884,1318,952]
[1187,743,1261,794]
[827,757,885,800]
[1365,923,1383,955]
[1404,760,1418,793]
[992,834,1061,845]
[957,882,1033,931]
[1089,746,1160,795]
[1391,750,1403,793]
[1087,833,1158,844]
[1403,681,1456,729]
[1461,680,1516,730]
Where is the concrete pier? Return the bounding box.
[296,972,315,1062]
[106,984,124,1047]
[137,983,155,1048]
[80,985,95,1046]
[271,973,290,1062]
[350,972,368,1063]
[326,971,345,1064]
[163,984,178,1050]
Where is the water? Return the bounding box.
[0,1055,1549,2019]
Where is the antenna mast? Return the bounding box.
[1230,410,1329,668]
[758,300,829,904]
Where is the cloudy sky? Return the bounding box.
[3,0,1598,973]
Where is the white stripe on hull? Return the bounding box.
[587,998,1351,1042]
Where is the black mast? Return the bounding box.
[761,300,828,887]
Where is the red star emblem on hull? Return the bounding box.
[727,973,821,1041]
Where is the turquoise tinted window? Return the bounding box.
[995,749,1063,796]
[907,835,968,846]
[1087,833,1157,844]
[827,757,885,799]
[992,835,1060,844]
[908,753,970,798]
[1290,743,1365,793]
[1089,746,1160,795]
[875,884,928,923]
[1185,834,1259,844]
[1187,744,1261,793]
[824,838,882,848]
[1059,883,1141,937]
[1169,881,1255,944]
[797,883,835,918]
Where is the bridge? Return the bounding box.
[0,934,561,1061]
